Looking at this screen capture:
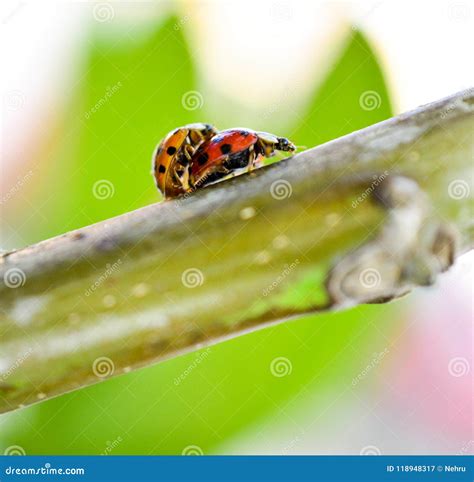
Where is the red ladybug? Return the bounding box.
[189,129,296,189]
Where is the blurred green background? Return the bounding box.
[1,7,404,455]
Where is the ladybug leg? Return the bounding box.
[174,162,191,191]
[183,144,195,162]
[256,138,277,158]
[181,167,191,191]
[194,162,232,189]
[172,164,189,190]
[174,144,196,191]
[252,155,265,169]
[248,142,268,171]
[246,146,257,173]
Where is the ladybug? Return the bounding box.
[189,129,296,189]
[152,123,218,198]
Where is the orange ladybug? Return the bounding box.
[152,123,218,198]
[189,129,296,189]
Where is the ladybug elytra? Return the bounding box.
[152,124,295,199]
[190,129,296,189]
[152,123,218,198]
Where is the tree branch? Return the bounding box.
[0,89,472,414]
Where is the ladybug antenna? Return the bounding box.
[295,145,307,152]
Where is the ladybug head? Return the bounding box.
[185,123,219,139]
[276,137,296,152]
[202,124,219,136]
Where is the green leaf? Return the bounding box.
[291,29,392,147]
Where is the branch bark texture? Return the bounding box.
[0,90,472,413]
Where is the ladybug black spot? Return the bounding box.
[167,146,177,155]
[158,164,166,173]
[220,144,232,155]
[240,130,249,137]
[196,152,209,166]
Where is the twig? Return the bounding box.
[0,89,472,414]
